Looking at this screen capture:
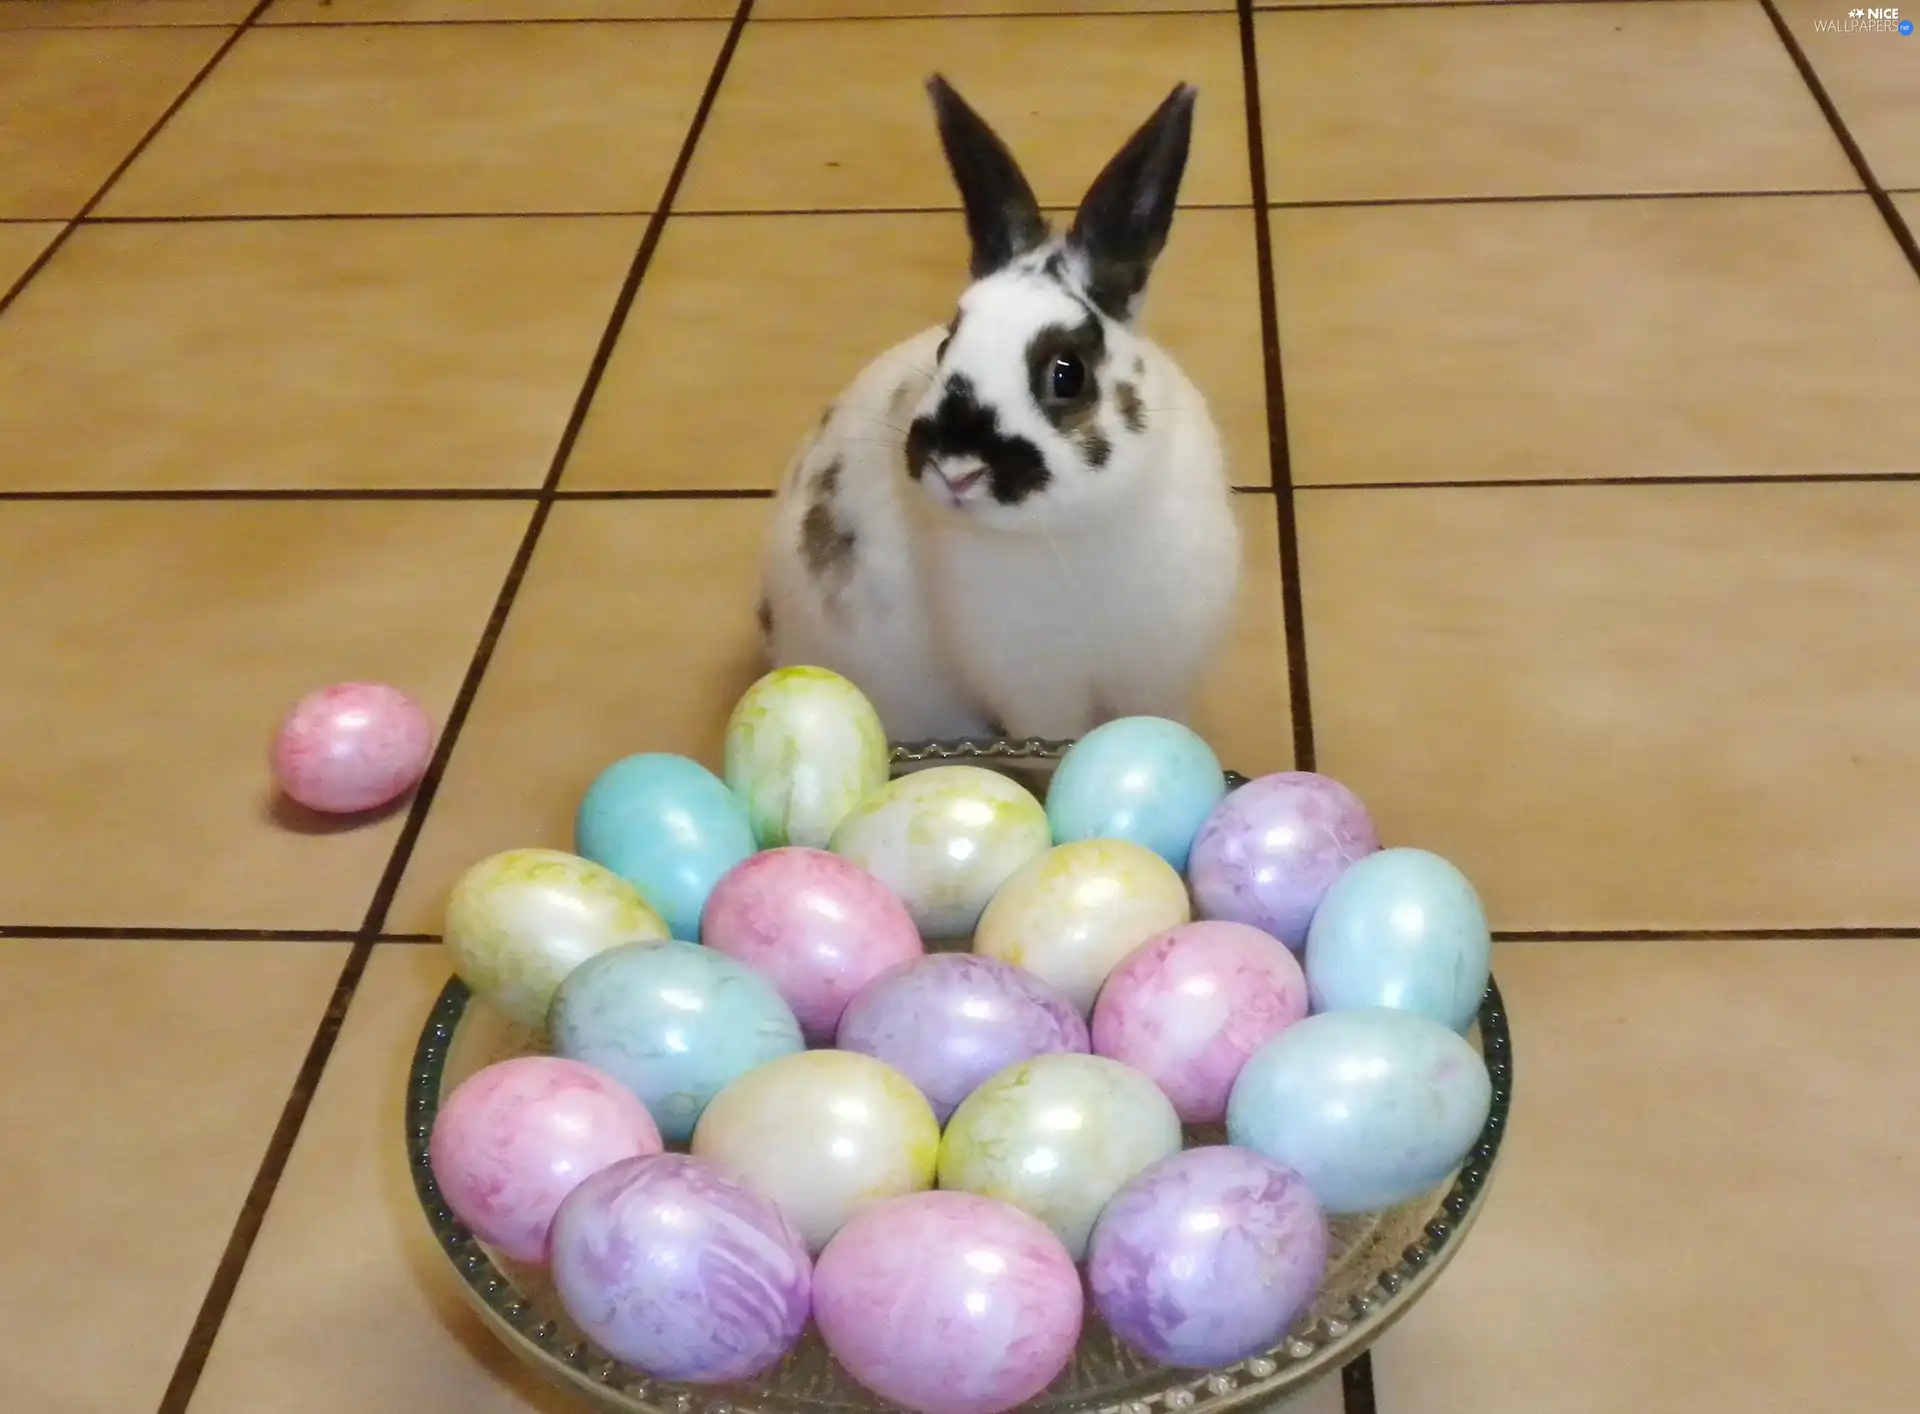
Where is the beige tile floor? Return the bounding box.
[1,2,1915,1413]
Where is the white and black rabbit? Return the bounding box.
[759,75,1242,743]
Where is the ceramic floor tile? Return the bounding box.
[1898,192,1920,224]
[0,222,60,292]
[0,501,527,930]
[0,938,345,1414]
[1271,195,1920,486]
[183,944,575,1414]
[1373,938,1920,1414]
[757,0,1233,12]
[1298,481,1920,932]
[1254,2,1856,202]
[265,0,733,16]
[0,0,251,23]
[677,15,1249,212]
[1776,0,1920,189]
[563,207,1269,492]
[0,218,642,491]
[98,22,728,216]
[0,27,227,218]
[386,495,1288,932]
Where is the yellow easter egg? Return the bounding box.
[827,765,1050,941]
[724,665,889,850]
[973,838,1192,1013]
[443,847,669,1030]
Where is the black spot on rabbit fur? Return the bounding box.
[1115,380,1146,434]
[906,373,1051,506]
[801,459,857,579]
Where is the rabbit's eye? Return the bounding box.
[1049,353,1086,401]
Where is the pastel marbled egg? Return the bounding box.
[1091,920,1309,1125]
[1305,847,1492,1034]
[1188,771,1380,952]
[443,848,669,1030]
[828,765,1050,941]
[938,1052,1183,1260]
[549,1153,812,1383]
[271,680,433,815]
[575,753,759,943]
[1045,716,1227,872]
[548,939,804,1144]
[1226,1007,1492,1215]
[691,1049,940,1253]
[972,838,1192,1014]
[1087,1146,1327,1369]
[835,953,1089,1123]
[429,1056,662,1264]
[701,846,923,1044]
[813,1191,1084,1414]
[724,665,890,850]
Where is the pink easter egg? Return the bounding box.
[813,1190,1084,1414]
[701,847,923,1044]
[429,1056,663,1265]
[1091,921,1309,1126]
[271,681,433,814]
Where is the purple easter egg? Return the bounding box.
[835,954,1089,1123]
[1092,921,1309,1125]
[814,1190,1084,1414]
[702,846,923,1044]
[1087,1146,1328,1369]
[1187,772,1379,952]
[429,1056,663,1265]
[549,1153,812,1383]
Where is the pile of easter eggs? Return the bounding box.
[427,666,1496,1414]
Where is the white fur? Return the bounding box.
[760,249,1242,743]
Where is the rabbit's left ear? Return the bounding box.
[1067,84,1196,321]
[927,74,1051,280]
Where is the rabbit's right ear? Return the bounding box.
[927,75,1050,280]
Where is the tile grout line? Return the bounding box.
[0,0,276,322]
[0,926,360,942]
[1756,0,1920,283]
[144,5,762,1411]
[1343,1354,1380,1414]
[2,0,1733,29]
[36,189,1875,227]
[1237,0,1317,773]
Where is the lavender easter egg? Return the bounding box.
[549,1153,811,1383]
[1091,921,1309,1125]
[701,846,923,1044]
[1087,1146,1328,1369]
[429,1056,663,1265]
[813,1191,1084,1414]
[1187,772,1380,952]
[836,953,1089,1123]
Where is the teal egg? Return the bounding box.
[575,753,757,942]
[1303,847,1491,1034]
[1046,717,1226,872]
[548,939,805,1144]
[1226,1007,1491,1215]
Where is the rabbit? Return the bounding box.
[758,74,1242,745]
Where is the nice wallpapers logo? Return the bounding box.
[1817,5,1914,31]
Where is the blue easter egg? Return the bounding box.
[1046,717,1227,872]
[575,753,758,942]
[1226,1007,1491,1215]
[1303,847,1490,1034]
[547,939,805,1144]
